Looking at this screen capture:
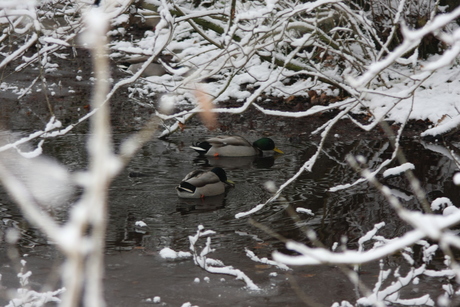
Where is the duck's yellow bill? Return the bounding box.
[273,147,284,154]
[226,179,235,186]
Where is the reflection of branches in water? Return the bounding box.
[421,140,460,179]
[176,194,226,215]
[271,153,460,304]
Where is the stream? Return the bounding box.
[0,127,458,306]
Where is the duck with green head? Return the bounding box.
[190,135,283,157]
[176,167,234,198]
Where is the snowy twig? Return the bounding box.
[188,225,260,291]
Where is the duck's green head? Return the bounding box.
[253,138,284,154]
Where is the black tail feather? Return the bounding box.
[190,141,211,154]
[177,182,196,193]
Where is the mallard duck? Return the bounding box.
[176,167,234,198]
[190,135,283,157]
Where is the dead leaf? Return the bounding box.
[195,88,217,130]
[255,264,272,269]
[285,95,296,103]
[300,274,316,278]
[308,90,318,99]
[437,114,448,125]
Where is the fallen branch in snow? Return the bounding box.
[188,225,260,291]
[245,248,291,271]
[357,261,435,306]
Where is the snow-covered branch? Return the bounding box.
[188,225,260,291]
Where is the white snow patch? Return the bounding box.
[296,207,314,216]
[454,173,460,185]
[264,180,277,193]
[135,221,147,227]
[383,163,415,178]
[354,63,460,136]
[431,197,453,211]
[421,114,460,137]
[443,206,459,216]
[159,247,192,260]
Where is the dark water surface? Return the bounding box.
[0,130,458,306]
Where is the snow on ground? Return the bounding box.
[359,62,460,135]
[135,220,147,227]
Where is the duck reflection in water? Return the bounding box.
[114,212,151,250]
[193,155,276,169]
[176,193,226,215]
